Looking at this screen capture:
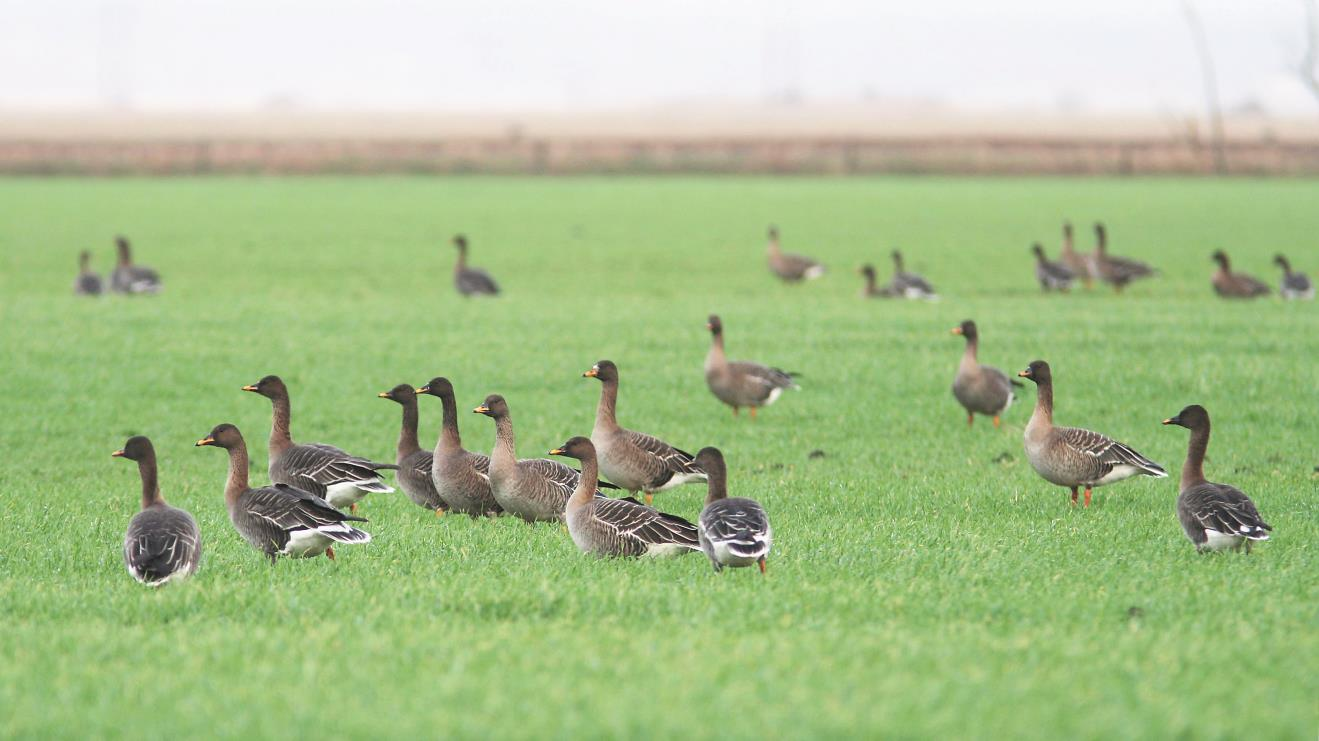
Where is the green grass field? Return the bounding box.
[1,176,1315,739]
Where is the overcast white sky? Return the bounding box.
[1,0,1315,114]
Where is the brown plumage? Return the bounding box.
[949,320,1021,428]
[1211,250,1270,298]
[703,315,799,419]
[765,226,825,282]
[1089,223,1155,292]
[1058,222,1093,288]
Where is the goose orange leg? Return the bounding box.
[1069,487,1079,505]
[749,406,757,420]
[325,547,336,561]
[350,503,358,514]
[758,557,767,574]
[435,508,445,517]
[992,415,1001,428]
[1083,487,1092,507]
[967,413,974,428]
[644,492,654,506]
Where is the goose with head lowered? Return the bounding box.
[1162,405,1271,552]
[1031,242,1075,292]
[1058,221,1093,288]
[1273,254,1313,300]
[584,359,706,505]
[550,437,700,558]
[704,314,799,419]
[110,235,162,294]
[113,436,201,586]
[765,226,825,283]
[950,320,1022,428]
[888,249,938,300]
[196,424,370,564]
[1018,360,1166,506]
[452,234,500,297]
[693,447,771,573]
[378,384,447,515]
[243,375,397,512]
[1211,250,1270,298]
[416,377,501,517]
[1089,223,1155,292]
[74,251,104,296]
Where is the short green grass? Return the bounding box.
[1,176,1315,739]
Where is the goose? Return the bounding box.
[584,360,706,505]
[950,320,1022,428]
[1058,221,1092,288]
[550,436,700,558]
[113,436,201,585]
[452,234,500,297]
[416,377,501,517]
[693,447,771,573]
[74,251,104,296]
[1162,405,1271,552]
[1031,243,1075,292]
[766,226,825,282]
[1089,223,1155,292]
[196,424,370,563]
[1018,360,1166,506]
[858,264,897,298]
[378,384,447,515]
[1273,254,1314,300]
[1210,250,1270,298]
[242,375,396,512]
[889,250,938,300]
[704,314,799,419]
[109,235,162,294]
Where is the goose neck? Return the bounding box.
[1029,379,1054,430]
[595,378,620,432]
[491,415,517,470]
[269,394,293,454]
[569,453,598,508]
[703,462,729,506]
[396,396,421,460]
[1181,422,1210,489]
[225,442,250,506]
[138,454,163,509]
[437,391,462,453]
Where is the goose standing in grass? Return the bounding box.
[196,424,370,563]
[857,264,896,298]
[949,320,1022,428]
[416,377,501,517]
[1018,360,1166,507]
[704,314,799,419]
[1162,405,1271,552]
[73,251,103,296]
[694,447,771,573]
[110,235,162,294]
[584,360,706,505]
[1031,243,1075,292]
[889,250,938,300]
[1058,222,1092,288]
[242,375,396,512]
[550,437,700,558]
[1273,254,1313,300]
[378,384,447,515]
[766,226,825,282]
[1209,250,1270,298]
[113,436,201,586]
[452,234,500,297]
[1089,223,1155,292]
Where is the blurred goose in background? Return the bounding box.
[1273,254,1313,300]
[889,250,938,300]
[766,226,825,282]
[110,235,162,294]
[550,437,700,558]
[858,264,896,298]
[694,447,771,574]
[1018,360,1166,507]
[1162,405,1271,552]
[1089,223,1155,292]
[378,384,447,515]
[197,424,371,564]
[452,234,500,297]
[1031,243,1075,292]
[417,377,501,517]
[73,250,103,296]
[243,375,397,512]
[1059,221,1092,287]
[704,314,799,419]
[113,436,201,586]
[1211,250,1270,298]
[950,320,1021,428]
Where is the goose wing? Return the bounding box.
[124,509,200,584]
[592,497,700,549]
[623,429,706,477]
[458,268,500,295]
[1183,483,1271,539]
[729,361,798,391]
[283,443,396,493]
[700,499,771,558]
[248,484,368,533]
[1057,427,1166,476]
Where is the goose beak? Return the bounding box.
[705,323,713,330]
[1017,370,1030,378]
[415,386,428,395]
[241,384,258,392]
[583,368,598,378]
[473,406,489,414]
[377,392,390,398]
[195,437,215,447]
[548,447,564,456]
[1161,418,1175,425]
[111,449,125,458]
[950,327,963,335]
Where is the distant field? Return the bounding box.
[0,176,1315,738]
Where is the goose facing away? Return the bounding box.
[1032,243,1075,292]
[113,436,201,586]
[1058,221,1093,288]
[889,250,938,300]
[416,377,500,517]
[242,375,397,512]
[1018,360,1167,506]
[949,320,1022,428]
[110,236,162,294]
[196,424,370,563]
[550,436,699,558]
[1211,251,1270,298]
[766,226,825,282]
[704,314,799,419]
[1274,254,1313,300]
[74,251,104,296]
[584,359,707,505]
[1162,405,1271,552]
[1089,223,1155,292]
[378,384,447,515]
[694,447,772,573]
[453,234,500,297]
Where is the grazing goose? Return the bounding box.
[1058,222,1092,288]
[110,235,162,294]
[73,251,104,296]
[196,424,370,563]
[1162,405,1272,552]
[378,384,447,515]
[1210,250,1270,298]
[550,437,700,558]
[242,375,396,512]
[416,378,501,517]
[949,320,1022,428]
[584,360,706,505]
[704,314,799,419]
[858,264,897,298]
[889,250,938,300]
[113,436,201,586]
[1032,243,1075,292]
[766,226,825,282]
[1018,360,1166,506]
[452,234,500,297]
[694,447,772,573]
[1273,254,1313,300]
[1089,223,1155,292]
